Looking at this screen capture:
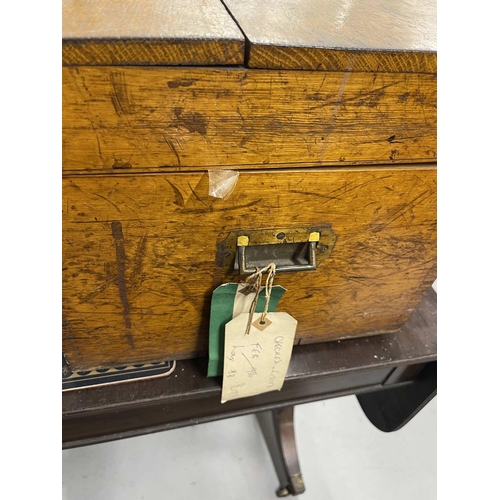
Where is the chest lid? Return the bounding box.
[224,0,436,73]
[63,0,436,73]
[62,0,246,65]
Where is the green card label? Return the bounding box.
[207,283,286,377]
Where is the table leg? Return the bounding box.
[257,406,305,497]
[357,361,437,432]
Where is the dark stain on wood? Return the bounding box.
[112,158,133,169]
[168,79,196,88]
[166,180,185,207]
[389,149,399,160]
[173,107,208,135]
[111,221,135,348]
[413,91,427,104]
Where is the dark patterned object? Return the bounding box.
[62,354,175,391]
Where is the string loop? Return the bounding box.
[243,263,276,334]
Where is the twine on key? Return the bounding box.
[244,263,276,334]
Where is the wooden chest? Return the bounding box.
[62,0,437,371]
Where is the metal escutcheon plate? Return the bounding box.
[217,226,337,274]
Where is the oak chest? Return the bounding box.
[62,0,437,371]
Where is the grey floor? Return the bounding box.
[62,394,436,500]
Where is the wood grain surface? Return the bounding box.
[62,0,245,65]
[62,166,436,370]
[62,66,436,173]
[223,0,436,72]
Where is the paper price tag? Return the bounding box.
[221,312,297,403]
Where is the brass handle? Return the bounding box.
[236,232,319,274]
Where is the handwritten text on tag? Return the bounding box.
[221,312,297,403]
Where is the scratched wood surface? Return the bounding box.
[62,166,436,370]
[224,0,436,72]
[62,67,436,173]
[62,0,245,65]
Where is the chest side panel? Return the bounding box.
[62,167,436,370]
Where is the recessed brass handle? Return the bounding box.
[236,232,320,274]
[217,226,336,275]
